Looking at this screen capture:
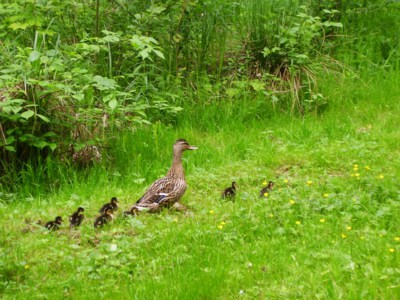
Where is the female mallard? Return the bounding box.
[94,207,114,228]
[69,207,85,228]
[222,182,238,199]
[44,216,63,231]
[260,181,275,197]
[99,197,119,214]
[127,139,197,213]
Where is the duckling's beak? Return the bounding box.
[188,145,198,150]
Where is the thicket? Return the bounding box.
[0,0,399,191]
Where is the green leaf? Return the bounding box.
[5,145,16,152]
[108,99,118,110]
[21,110,35,119]
[37,114,50,123]
[49,143,57,151]
[28,50,41,62]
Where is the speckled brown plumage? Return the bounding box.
[222,182,238,199]
[128,139,197,213]
[69,207,85,228]
[260,181,275,197]
[44,216,63,231]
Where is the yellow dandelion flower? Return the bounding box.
[217,225,223,230]
[307,180,313,186]
[262,181,268,186]
[360,236,365,240]
[284,179,289,184]
[289,199,295,205]
[346,226,352,231]
[323,193,329,198]
[394,237,400,242]
[377,174,384,179]
[389,248,395,253]
[209,210,214,214]
[365,166,370,171]
[295,221,301,225]
[354,173,360,177]
[341,234,347,239]
[263,192,269,197]
[353,164,358,168]
[268,213,274,218]
[319,218,326,223]
[220,221,226,226]
[24,265,30,269]
[173,218,178,223]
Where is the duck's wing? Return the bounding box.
[134,177,186,207]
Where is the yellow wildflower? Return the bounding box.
[268,213,274,218]
[377,174,384,179]
[389,248,395,253]
[365,165,370,171]
[220,221,226,226]
[319,218,326,223]
[295,221,301,225]
[353,164,358,168]
[24,265,30,269]
[323,193,329,198]
[360,236,365,240]
[341,234,347,239]
[307,180,313,186]
[217,225,223,230]
[289,199,295,205]
[263,192,269,197]
[262,181,268,186]
[394,237,400,242]
[346,226,352,231]
[284,179,289,184]
[173,218,178,223]
[209,210,214,214]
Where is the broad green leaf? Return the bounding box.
[21,110,35,119]
[108,99,118,110]
[28,50,41,62]
[5,145,16,152]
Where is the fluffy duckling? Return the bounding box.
[94,208,114,228]
[222,182,238,199]
[99,197,119,214]
[260,181,275,197]
[44,216,63,231]
[69,207,85,228]
[124,206,139,217]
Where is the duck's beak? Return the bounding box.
[188,146,198,150]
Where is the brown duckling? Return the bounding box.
[99,197,119,214]
[94,208,114,228]
[260,181,275,197]
[222,182,238,199]
[124,206,139,217]
[44,216,63,231]
[69,207,85,228]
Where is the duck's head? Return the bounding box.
[55,216,63,224]
[111,197,118,204]
[232,182,238,189]
[174,139,198,152]
[78,207,85,213]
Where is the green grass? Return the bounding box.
[1,70,400,299]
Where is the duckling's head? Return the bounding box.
[78,207,85,213]
[111,197,118,204]
[232,182,238,189]
[174,139,198,152]
[268,181,275,188]
[55,216,63,224]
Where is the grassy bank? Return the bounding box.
[1,68,400,299]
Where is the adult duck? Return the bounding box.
[127,139,197,213]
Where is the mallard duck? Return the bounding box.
[222,182,238,199]
[44,216,63,231]
[69,207,85,228]
[260,181,275,197]
[127,139,197,213]
[99,197,119,214]
[94,208,114,228]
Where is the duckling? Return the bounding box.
[94,208,114,228]
[69,207,85,228]
[44,216,63,231]
[222,182,238,199]
[128,139,197,213]
[99,197,119,214]
[124,206,139,217]
[260,181,275,197]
